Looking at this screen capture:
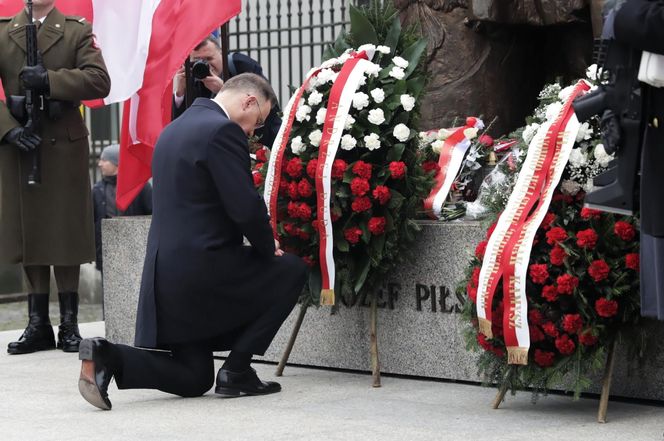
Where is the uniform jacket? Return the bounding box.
[615,0,664,236]
[0,8,110,265]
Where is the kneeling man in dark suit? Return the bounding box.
[77,73,308,410]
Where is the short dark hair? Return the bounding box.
[222,73,278,107]
[194,37,221,52]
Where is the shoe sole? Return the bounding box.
[78,340,112,410]
[214,386,281,398]
[7,342,55,355]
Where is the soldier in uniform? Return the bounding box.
[0,0,111,354]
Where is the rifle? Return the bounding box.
[24,0,42,185]
[572,37,643,215]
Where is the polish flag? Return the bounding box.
[0,0,242,209]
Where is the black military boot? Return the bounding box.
[57,291,83,352]
[7,293,56,355]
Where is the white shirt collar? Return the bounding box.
[210,99,230,119]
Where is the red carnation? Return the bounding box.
[595,297,619,318]
[279,180,290,196]
[285,158,303,178]
[555,334,576,355]
[332,159,347,180]
[288,182,300,200]
[298,179,313,198]
[614,221,636,241]
[580,207,602,220]
[541,212,556,231]
[529,264,549,285]
[542,321,560,338]
[306,159,318,178]
[541,285,558,302]
[254,162,265,171]
[311,219,321,232]
[422,161,440,174]
[253,172,264,186]
[556,274,579,295]
[528,310,544,326]
[588,259,610,282]
[477,333,492,352]
[549,246,567,266]
[486,222,498,239]
[344,227,363,245]
[467,282,478,303]
[352,161,372,180]
[368,217,387,235]
[350,178,370,196]
[534,349,555,367]
[579,329,599,346]
[546,227,568,245]
[625,253,640,271]
[562,314,583,334]
[576,228,598,249]
[298,203,312,220]
[372,186,391,205]
[471,267,481,287]
[530,326,546,343]
[475,240,488,259]
[287,201,300,219]
[283,222,296,236]
[389,161,407,179]
[479,134,494,147]
[351,196,372,213]
[255,147,267,163]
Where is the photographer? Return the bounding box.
[172,37,281,147]
[612,0,664,319]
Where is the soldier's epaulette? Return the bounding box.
[65,16,88,25]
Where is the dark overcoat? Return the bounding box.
[134,98,305,351]
[0,8,111,265]
[615,0,664,236]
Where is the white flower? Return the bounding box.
[558,85,576,102]
[307,90,323,106]
[316,68,336,85]
[344,115,355,131]
[315,107,327,125]
[438,128,454,140]
[561,179,582,196]
[431,140,444,154]
[400,94,415,111]
[393,123,410,142]
[568,148,587,167]
[522,123,540,144]
[295,104,311,122]
[463,127,479,140]
[389,66,405,80]
[364,63,381,77]
[583,179,595,193]
[586,64,602,81]
[364,133,381,150]
[370,88,386,104]
[352,92,370,110]
[338,52,351,64]
[594,143,612,168]
[392,56,409,69]
[575,121,594,142]
[545,102,563,121]
[290,136,305,155]
[308,130,322,147]
[358,43,376,54]
[357,75,367,87]
[367,108,385,125]
[376,45,391,54]
[340,134,357,151]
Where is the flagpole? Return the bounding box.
[220,22,230,81]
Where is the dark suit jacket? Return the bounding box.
[135,98,277,349]
[615,0,664,236]
[172,53,282,148]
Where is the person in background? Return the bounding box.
[92,144,152,273]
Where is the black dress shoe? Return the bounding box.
[78,338,121,410]
[215,367,281,398]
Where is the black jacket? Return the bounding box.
[172,53,282,148]
[615,0,664,236]
[92,177,152,271]
[135,98,305,350]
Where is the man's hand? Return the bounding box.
[174,66,186,98]
[201,75,224,94]
[274,239,284,257]
[20,64,49,92]
[3,127,41,152]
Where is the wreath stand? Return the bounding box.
[491,340,618,423]
[275,297,383,388]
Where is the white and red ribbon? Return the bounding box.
[423,117,484,219]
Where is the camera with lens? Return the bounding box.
[191,59,211,80]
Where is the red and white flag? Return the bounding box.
[0,0,242,209]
